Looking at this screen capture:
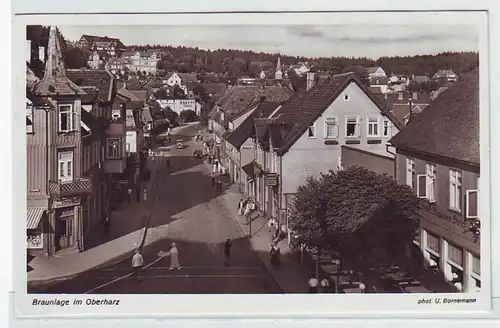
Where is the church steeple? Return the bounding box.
[275,56,283,80]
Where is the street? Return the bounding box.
[37,123,282,294]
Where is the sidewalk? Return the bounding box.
[218,181,312,293]
[27,159,158,290]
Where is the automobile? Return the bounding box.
[193,150,204,158]
[176,142,184,149]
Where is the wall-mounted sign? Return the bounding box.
[27,233,43,249]
[266,173,278,186]
[53,197,80,209]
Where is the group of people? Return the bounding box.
[236,198,255,218]
[131,242,182,281]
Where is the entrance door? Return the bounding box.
[55,218,72,251]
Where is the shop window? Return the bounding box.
[426,232,439,253]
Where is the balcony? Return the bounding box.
[49,178,93,197]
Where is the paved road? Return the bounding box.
[38,123,281,294]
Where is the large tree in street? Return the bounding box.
[289,166,421,268]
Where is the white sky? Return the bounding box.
[58,25,479,59]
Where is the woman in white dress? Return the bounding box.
[167,242,181,270]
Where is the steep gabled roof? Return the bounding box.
[226,101,280,149]
[389,69,479,166]
[81,34,126,48]
[32,26,86,97]
[271,72,403,156]
[66,69,115,102]
[367,66,384,74]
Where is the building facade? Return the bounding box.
[27,27,91,255]
[390,70,480,293]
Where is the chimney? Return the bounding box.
[306,72,316,90]
[39,46,45,63]
[26,40,31,63]
[412,91,418,100]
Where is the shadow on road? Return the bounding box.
[34,235,283,294]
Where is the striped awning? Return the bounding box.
[27,207,46,229]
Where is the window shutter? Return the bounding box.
[466,190,479,218]
[417,174,427,198]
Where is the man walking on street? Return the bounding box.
[127,188,132,204]
[131,249,144,282]
[224,238,232,266]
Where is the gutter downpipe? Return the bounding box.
[385,143,397,179]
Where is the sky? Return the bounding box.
[58,25,479,59]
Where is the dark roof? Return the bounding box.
[198,82,228,95]
[242,162,256,179]
[81,109,99,138]
[271,72,404,156]
[226,101,280,149]
[79,86,99,104]
[81,34,126,49]
[269,122,295,149]
[389,69,479,166]
[378,92,432,126]
[216,84,293,119]
[66,69,115,102]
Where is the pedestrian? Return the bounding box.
[320,278,331,293]
[243,201,251,222]
[217,180,223,193]
[131,249,144,281]
[237,199,244,215]
[167,242,181,270]
[268,217,277,233]
[212,163,217,175]
[103,216,111,234]
[135,185,140,203]
[224,238,232,266]
[269,242,281,268]
[211,174,216,186]
[308,274,319,293]
[127,188,132,204]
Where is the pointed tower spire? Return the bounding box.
[275,55,283,80]
[32,26,86,96]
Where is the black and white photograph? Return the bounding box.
[13,10,490,316]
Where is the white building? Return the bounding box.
[156,99,202,116]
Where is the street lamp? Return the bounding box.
[332,258,341,293]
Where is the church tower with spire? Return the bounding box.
[274,56,283,80]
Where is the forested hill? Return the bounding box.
[26,25,479,79]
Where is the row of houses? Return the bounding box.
[208,68,480,293]
[26,27,154,256]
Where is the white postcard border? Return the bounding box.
[12,11,492,318]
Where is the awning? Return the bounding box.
[27,207,46,229]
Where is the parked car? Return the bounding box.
[193,150,204,158]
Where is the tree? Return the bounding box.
[173,85,186,99]
[164,107,179,126]
[179,109,198,123]
[63,47,88,69]
[192,84,209,102]
[289,166,420,268]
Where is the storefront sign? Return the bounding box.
[27,233,43,249]
[53,197,80,209]
[420,201,465,228]
[266,173,279,186]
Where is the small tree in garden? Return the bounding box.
[288,166,421,268]
[179,110,198,123]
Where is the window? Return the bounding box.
[466,190,479,219]
[382,120,391,137]
[345,116,360,138]
[58,151,74,183]
[417,174,427,198]
[107,138,121,159]
[367,117,380,137]
[344,94,350,101]
[406,158,415,189]
[447,243,463,267]
[324,117,338,138]
[472,255,480,276]
[426,164,437,203]
[58,104,76,132]
[308,122,316,138]
[426,232,440,253]
[449,169,462,211]
[26,104,34,133]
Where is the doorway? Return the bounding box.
[55,217,72,251]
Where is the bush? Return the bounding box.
[179,110,198,123]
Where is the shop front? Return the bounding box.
[27,207,47,254]
[52,196,82,253]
